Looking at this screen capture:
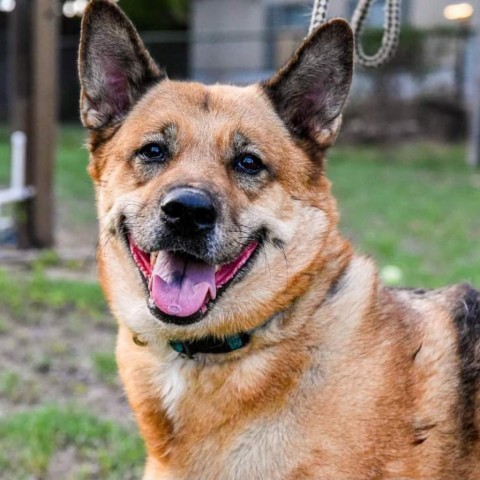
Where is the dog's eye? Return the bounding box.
[234,154,265,175]
[138,143,167,162]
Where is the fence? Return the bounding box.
[0,25,472,138]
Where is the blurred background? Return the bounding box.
[0,0,479,477]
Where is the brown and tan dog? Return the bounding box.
[78,1,480,479]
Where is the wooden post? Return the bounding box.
[8,0,59,248]
[467,28,480,168]
[7,0,30,135]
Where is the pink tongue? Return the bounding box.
[150,252,216,317]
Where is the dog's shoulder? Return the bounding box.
[392,283,480,446]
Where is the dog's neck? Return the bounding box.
[165,259,351,359]
[162,235,353,361]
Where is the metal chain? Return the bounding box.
[309,0,402,68]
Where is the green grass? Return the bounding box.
[0,406,145,479]
[0,371,21,400]
[93,352,118,384]
[55,125,95,225]
[0,126,10,185]
[0,370,39,404]
[0,267,105,316]
[329,142,480,287]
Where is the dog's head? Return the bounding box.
[79,0,353,341]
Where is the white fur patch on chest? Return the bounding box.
[156,355,187,420]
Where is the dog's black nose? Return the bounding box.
[161,188,217,236]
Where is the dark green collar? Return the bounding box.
[169,332,250,358]
[167,310,288,358]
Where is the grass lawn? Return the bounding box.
[0,126,479,476]
[0,406,144,479]
[330,142,480,287]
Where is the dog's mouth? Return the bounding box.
[128,236,260,324]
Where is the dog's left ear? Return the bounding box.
[78,0,165,130]
[262,19,353,148]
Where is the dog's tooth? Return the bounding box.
[150,252,159,266]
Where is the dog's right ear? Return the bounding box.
[78,0,165,130]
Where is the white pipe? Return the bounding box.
[10,131,27,190]
[0,188,33,205]
[0,131,34,207]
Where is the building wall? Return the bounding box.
[191,0,266,82]
[191,0,480,82]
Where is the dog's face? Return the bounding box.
[79,0,353,341]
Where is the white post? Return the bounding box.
[10,131,27,190]
[0,131,33,206]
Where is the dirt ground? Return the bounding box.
[0,255,134,428]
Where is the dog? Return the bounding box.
[78,1,480,478]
